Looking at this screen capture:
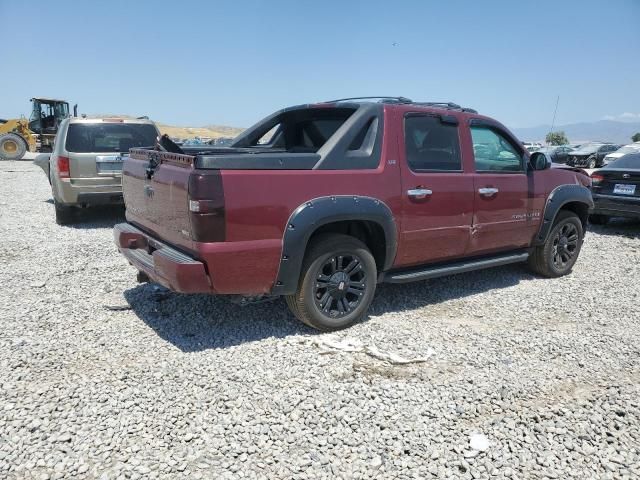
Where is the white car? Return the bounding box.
[523,141,543,153]
[602,142,640,166]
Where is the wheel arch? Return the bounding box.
[534,185,593,246]
[270,196,397,295]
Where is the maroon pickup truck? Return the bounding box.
[114,97,593,331]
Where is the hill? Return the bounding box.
[90,114,244,140]
[157,123,244,140]
[511,120,640,145]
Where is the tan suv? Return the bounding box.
[35,117,159,224]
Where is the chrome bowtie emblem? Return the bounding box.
[623,173,631,179]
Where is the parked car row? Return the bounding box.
[526,141,640,169]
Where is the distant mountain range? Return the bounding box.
[511,120,640,145]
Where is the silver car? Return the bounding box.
[35,117,159,224]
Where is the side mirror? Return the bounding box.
[530,152,551,171]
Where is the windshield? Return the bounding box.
[53,102,69,119]
[65,123,158,153]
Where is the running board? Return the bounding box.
[383,251,529,284]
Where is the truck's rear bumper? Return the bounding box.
[114,223,212,293]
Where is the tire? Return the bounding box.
[0,133,27,160]
[528,210,584,278]
[54,200,75,225]
[589,214,609,225]
[587,156,597,169]
[285,233,377,331]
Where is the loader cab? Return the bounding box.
[28,98,70,135]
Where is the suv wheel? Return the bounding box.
[528,210,584,278]
[587,156,597,169]
[54,200,75,225]
[589,214,609,225]
[285,234,377,331]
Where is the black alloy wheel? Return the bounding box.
[528,210,584,278]
[551,222,579,270]
[286,233,377,331]
[313,253,367,318]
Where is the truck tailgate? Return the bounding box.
[122,149,195,252]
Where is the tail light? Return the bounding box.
[57,156,70,179]
[188,172,225,242]
[591,173,604,186]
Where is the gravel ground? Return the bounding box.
[1,161,640,480]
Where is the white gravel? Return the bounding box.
[1,161,640,479]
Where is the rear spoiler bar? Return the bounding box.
[129,148,195,167]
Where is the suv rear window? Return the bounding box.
[65,123,158,153]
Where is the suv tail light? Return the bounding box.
[57,156,70,178]
[591,173,604,186]
[188,172,225,242]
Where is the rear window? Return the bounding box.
[608,154,640,169]
[65,123,158,153]
[236,107,356,153]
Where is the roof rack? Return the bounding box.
[410,101,478,114]
[325,96,413,104]
[324,96,477,113]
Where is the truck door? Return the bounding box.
[395,112,474,267]
[467,123,538,255]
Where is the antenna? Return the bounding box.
[547,95,560,144]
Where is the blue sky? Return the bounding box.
[1,0,638,129]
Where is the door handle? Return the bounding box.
[407,188,433,199]
[478,187,499,197]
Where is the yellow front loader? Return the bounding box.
[0,98,73,160]
[0,118,37,160]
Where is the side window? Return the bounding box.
[471,126,524,172]
[404,115,462,171]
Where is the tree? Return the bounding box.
[632,132,640,142]
[546,131,569,146]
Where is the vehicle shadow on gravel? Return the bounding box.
[43,200,126,229]
[123,283,312,352]
[123,263,533,352]
[369,263,532,317]
[588,218,640,239]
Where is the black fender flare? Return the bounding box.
[534,184,593,246]
[270,195,397,296]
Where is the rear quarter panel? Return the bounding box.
[207,128,403,294]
